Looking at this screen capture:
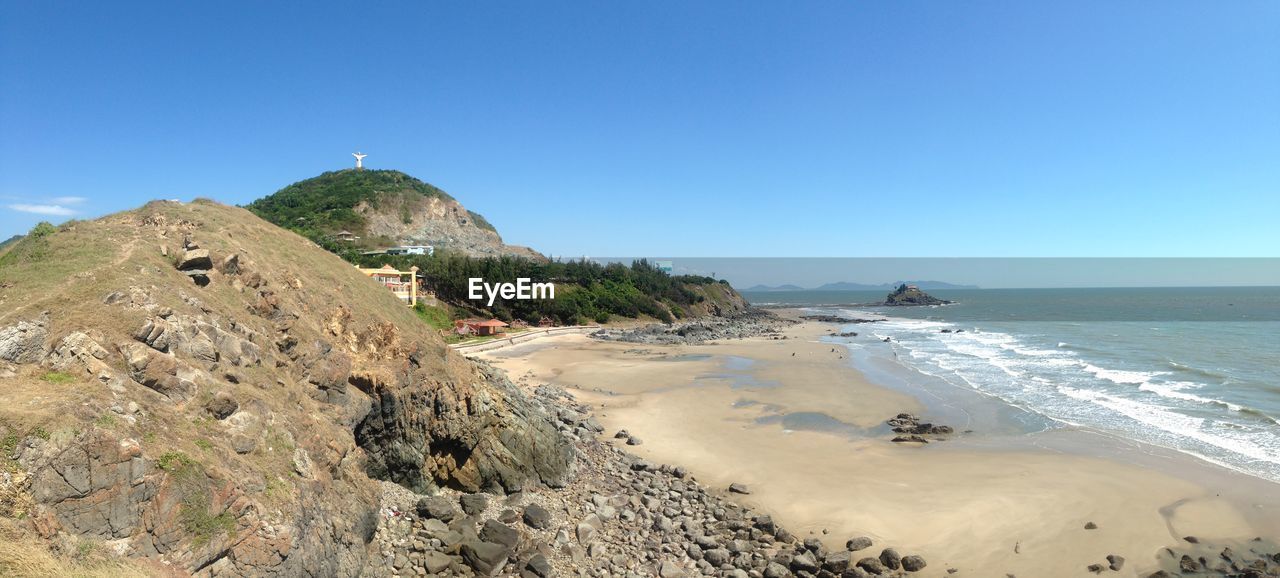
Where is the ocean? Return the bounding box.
[743,287,1280,483]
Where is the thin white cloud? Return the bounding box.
[8,204,77,216]
[50,196,87,205]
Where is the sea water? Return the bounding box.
[744,287,1280,482]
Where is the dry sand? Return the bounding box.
[478,318,1280,577]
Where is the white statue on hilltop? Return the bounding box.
[352,152,367,170]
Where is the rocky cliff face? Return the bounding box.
[355,192,543,260]
[0,200,571,575]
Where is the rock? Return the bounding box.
[176,248,213,271]
[763,562,790,578]
[754,514,776,534]
[526,553,553,578]
[206,391,239,420]
[417,496,462,523]
[459,540,511,575]
[576,521,596,544]
[879,548,901,570]
[479,519,519,549]
[423,551,455,573]
[1084,521,1097,530]
[292,447,314,479]
[790,550,819,572]
[1183,536,1199,544]
[1087,563,1104,574]
[1179,555,1201,572]
[626,436,643,446]
[523,503,552,529]
[1106,554,1124,571]
[0,315,48,363]
[705,548,732,566]
[728,483,751,494]
[856,557,887,574]
[884,284,952,306]
[219,253,240,275]
[659,560,684,577]
[847,537,873,551]
[822,550,852,572]
[902,555,927,572]
[460,493,489,515]
[614,430,630,439]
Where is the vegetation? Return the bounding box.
[38,372,76,385]
[245,169,455,247]
[358,251,727,325]
[246,168,741,326]
[156,452,235,546]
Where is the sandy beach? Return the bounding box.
[478,314,1280,577]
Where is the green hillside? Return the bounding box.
[245,169,467,242]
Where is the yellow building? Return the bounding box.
[357,264,419,306]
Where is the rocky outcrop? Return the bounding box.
[884,284,952,306]
[354,361,574,494]
[592,309,796,345]
[0,313,48,363]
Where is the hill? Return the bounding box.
[0,201,571,575]
[246,169,541,259]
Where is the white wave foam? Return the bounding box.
[1138,380,1244,411]
[1083,364,1161,385]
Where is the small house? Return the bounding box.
[356,264,419,306]
[454,318,509,337]
[334,230,359,242]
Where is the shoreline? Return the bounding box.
[479,312,1280,576]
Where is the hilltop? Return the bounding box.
[247,169,541,259]
[0,200,571,575]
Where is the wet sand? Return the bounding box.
[478,318,1280,576]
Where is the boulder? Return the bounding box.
[460,493,489,515]
[526,553,553,578]
[523,503,553,529]
[206,391,239,420]
[789,550,818,572]
[902,555,927,572]
[0,315,48,363]
[847,536,873,551]
[856,557,887,574]
[417,495,461,522]
[1106,554,1124,571]
[460,540,511,575]
[728,483,751,494]
[176,248,213,271]
[479,519,519,549]
[879,548,901,570]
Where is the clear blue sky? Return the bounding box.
[2,1,1277,258]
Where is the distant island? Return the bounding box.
[884,283,953,306]
[745,280,977,292]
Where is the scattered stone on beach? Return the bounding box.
[728,482,751,494]
[879,548,902,570]
[625,435,643,445]
[522,503,552,529]
[1085,521,1098,530]
[1183,535,1200,544]
[614,429,629,439]
[1107,554,1125,570]
[902,554,928,572]
[1087,563,1105,574]
[892,435,929,443]
[592,308,795,345]
[1179,554,1201,572]
[847,536,874,551]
